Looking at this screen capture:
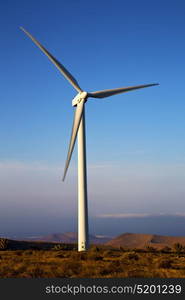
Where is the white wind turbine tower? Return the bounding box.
[20,27,159,251]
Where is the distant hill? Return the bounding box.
[24,232,111,244]
[2,232,185,250]
[106,233,185,249]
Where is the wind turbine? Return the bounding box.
[20,27,159,251]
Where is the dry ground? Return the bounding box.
[0,246,185,278]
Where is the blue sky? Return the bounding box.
[0,0,185,236]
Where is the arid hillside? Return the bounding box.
[106,233,185,249]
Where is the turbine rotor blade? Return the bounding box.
[20,27,82,93]
[88,83,159,99]
[62,99,85,181]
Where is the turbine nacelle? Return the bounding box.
[72,91,88,107]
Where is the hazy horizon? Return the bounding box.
[1,214,185,239]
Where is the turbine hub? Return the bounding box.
[72,91,88,106]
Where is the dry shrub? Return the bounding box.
[158,259,173,269]
[123,252,139,261]
[24,250,34,255]
[146,255,153,264]
[0,266,16,278]
[100,260,123,275]
[127,269,150,278]
[70,251,87,261]
[90,246,100,252]
[26,265,46,278]
[52,244,68,251]
[146,246,157,252]
[161,246,171,253]
[103,250,120,258]
[87,252,103,261]
[0,239,8,250]
[133,248,144,253]
[59,259,82,277]
[56,253,65,258]
[12,264,28,277]
[15,250,23,256]
[119,246,126,252]
[78,252,87,260]
[78,262,99,277]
